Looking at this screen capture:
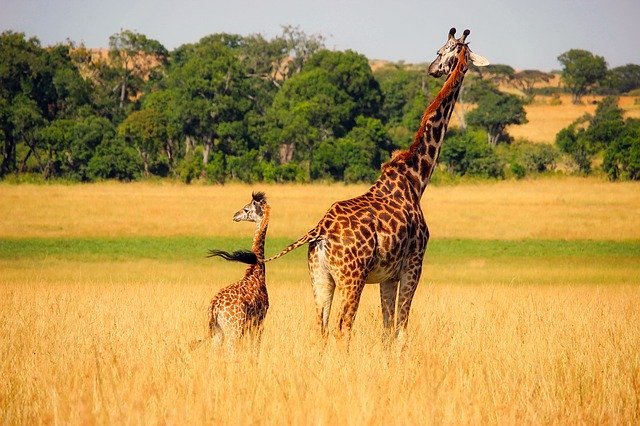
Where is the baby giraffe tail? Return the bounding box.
[207,249,258,264]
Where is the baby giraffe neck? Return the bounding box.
[251,205,270,262]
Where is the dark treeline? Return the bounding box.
[1,28,639,183]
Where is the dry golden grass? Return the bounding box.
[2,271,639,424]
[1,180,639,424]
[423,177,640,240]
[506,95,599,143]
[1,177,639,240]
[450,94,640,144]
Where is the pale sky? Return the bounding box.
[2,0,639,71]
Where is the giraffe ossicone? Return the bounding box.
[267,28,489,342]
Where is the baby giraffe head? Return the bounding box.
[428,27,489,78]
[233,191,268,223]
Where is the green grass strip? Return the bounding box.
[0,237,638,262]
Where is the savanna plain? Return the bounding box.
[1,178,639,424]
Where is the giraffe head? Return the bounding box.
[233,191,268,223]
[428,28,489,78]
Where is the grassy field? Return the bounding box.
[450,94,640,144]
[2,177,639,240]
[1,180,639,424]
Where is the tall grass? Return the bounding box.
[1,180,639,423]
[2,278,639,424]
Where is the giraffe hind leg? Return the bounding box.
[308,242,336,337]
[311,273,336,337]
[210,318,224,349]
[395,261,423,344]
[335,277,366,342]
[380,279,399,343]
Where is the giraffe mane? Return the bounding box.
[383,46,469,169]
[252,191,267,203]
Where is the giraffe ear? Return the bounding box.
[470,51,490,67]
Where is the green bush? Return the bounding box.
[204,152,226,184]
[260,162,307,183]
[87,137,142,181]
[440,130,504,179]
[510,162,526,179]
[176,149,204,184]
[523,144,558,173]
[226,151,261,182]
[149,155,171,177]
[556,125,593,174]
[603,119,640,180]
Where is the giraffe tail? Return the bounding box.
[207,249,258,264]
[265,229,320,262]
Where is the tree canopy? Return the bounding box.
[556,96,639,179]
[558,49,608,104]
[466,87,528,146]
[1,29,638,183]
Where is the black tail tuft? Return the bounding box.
[206,249,258,265]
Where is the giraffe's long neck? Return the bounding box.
[397,47,469,196]
[251,205,270,263]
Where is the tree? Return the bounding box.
[280,25,326,77]
[68,115,120,180]
[583,96,625,149]
[456,76,499,132]
[264,49,384,173]
[601,64,640,94]
[556,123,592,174]
[38,43,92,120]
[466,91,528,145]
[108,30,168,113]
[264,68,353,167]
[311,116,394,182]
[555,97,626,175]
[479,64,515,85]
[141,89,185,171]
[521,144,558,173]
[165,35,254,172]
[557,49,607,104]
[603,119,640,180]
[118,108,166,176]
[36,118,74,178]
[374,63,439,147]
[511,70,552,101]
[305,50,383,124]
[87,136,141,181]
[11,94,46,173]
[439,129,504,178]
[480,65,552,101]
[0,31,45,175]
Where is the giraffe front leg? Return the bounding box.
[380,280,398,343]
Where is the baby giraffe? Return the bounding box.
[197,192,270,351]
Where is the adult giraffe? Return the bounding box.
[267,28,489,341]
